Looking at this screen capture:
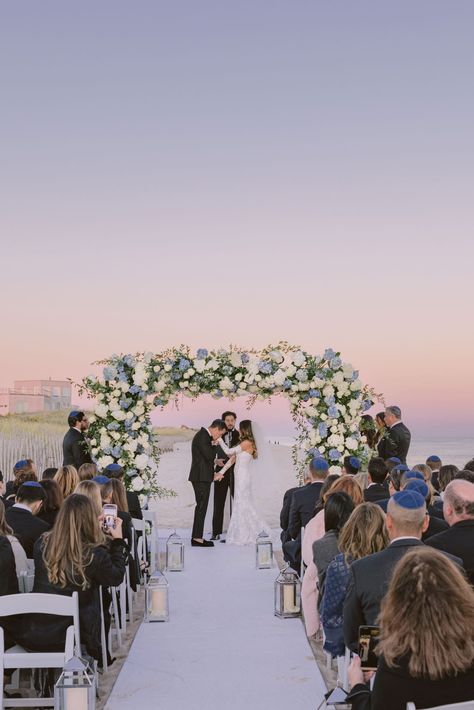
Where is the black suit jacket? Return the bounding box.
[0,536,19,596]
[62,428,92,469]
[380,422,411,464]
[5,506,50,557]
[280,485,303,532]
[288,482,323,540]
[422,514,449,541]
[427,519,474,584]
[188,428,216,483]
[126,491,142,520]
[364,483,389,503]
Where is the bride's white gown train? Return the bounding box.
[218,442,270,545]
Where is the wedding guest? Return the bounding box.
[403,479,448,540]
[412,463,433,485]
[75,480,103,517]
[385,457,402,472]
[346,547,474,710]
[426,454,442,491]
[360,415,377,450]
[0,501,20,648]
[456,469,474,484]
[54,465,80,499]
[378,406,411,463]
[343,456,361,476]
[78,462,98,481]
[62,411,92,469]
[427,479,474,583]
[104,463,142,520]
[37,479,63,527]
[363,458,389,502]
[0,499,27,579]
[353,471,368,491]
[5,459,36,498]
[438,464,459,494]
[17,494,128,662]
[3,469,39,509]
[463,459,474,472]
[320,503,388,657]
[375,464,408,512]
[6,481,49,557]
[313,492,354,601]
[41,468,58,481]
[101,478,138,590]
[280,470,311,545]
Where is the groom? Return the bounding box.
[189,419,227,547]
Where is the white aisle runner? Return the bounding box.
[106,536,326,710]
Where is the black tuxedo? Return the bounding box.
[212,428,240,537]
[288,482,323,540]
[343,538,462,651]
[188,428,217,539]
[280,484,304,544]
[378,422,411,463]
[62,427,93,469]
[423,514,448,541]
[5,506,50,558]
[364,482,389,503]
[427,519,474,584]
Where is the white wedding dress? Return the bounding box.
[218,440,271,545]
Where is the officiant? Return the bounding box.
[211,411,240,541]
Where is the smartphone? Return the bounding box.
[358,625,380,671]
[102,504,118,530]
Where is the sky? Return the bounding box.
[1,1,473,437]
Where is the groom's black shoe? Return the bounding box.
[191,539,214,547]
[210,534,221,541]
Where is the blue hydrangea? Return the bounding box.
[129,384,141,394]
[330,357,342,369]
[172,372,181,381]
[118,372,129,383]
[329,448,341,461]
[178,358,191,371]
[302,394,310,402]
[308,447,319,457]
[309,389,321,398]
[154,397,165,407]
[107,422,120,431]
[362,399,373,412]
[324,395,336,406]
[103,366,116,381]
[123,355,135,367]
[328,405,340,418]
[222,365,232,375]
[318,422,328,438]
[258,360,273,374]
[103,446,112,455]
[119,398,132,409]
[324,348,336,361]
[241,353,250,364]
[283,379,292,390]
[111,445,122,458]
[196,349,208,359]
[350,370,359,381]
[295,369,308,382]
[214,389,223,398]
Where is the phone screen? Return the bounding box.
[358,625,380,671]
[102,504,118,529]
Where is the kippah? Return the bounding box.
[393,464,410,473]
[311,457,329,471]
[93,475,110,485]
[427,455,441,463]
[392,490,426,510]
[349,456,360,470]
[69,410,80,418]
[405,480,429,499]
[404,471,424,481]
[22,481,42,488]
[388,457,402,464]
[105,463,122,471]
[14,460,29,469]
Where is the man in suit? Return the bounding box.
[189,419,227,547]
[62,411,93,469]
[211,411,240,541]
[375,464,409,512]
[6,481,49,557]
[427,479,474,583]
[403,478,449,540]
[283,457,329,568]
[364,457,389,502]
[279,471,312,545]
[378,406,411,463]
[343,490,461,652]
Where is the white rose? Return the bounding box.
[164,364,172,372]
[120,381,130,392]
[285,364,297,377]
[239,382,247,390]
[132,422,141,430]
[273,369,286,386]
[298,382,310,391]
[323,385,335,397]
[112,388,121,397]
[187,368,195,377]
[350,379,362,391]
[205,359,219,371]
[230,352,243,368]
[97,455,114,468]
[329,465,342,475]
[244,373,254,384]
[318,446,326,453]
[94,403,109,419]
[179,381,187,388]
[235,373,243,382]
[193,359,206,373]
[124,440,138,453]
[345,437,358,450]
[131,476,145,492]
[219,377,233,390]
[134,454,149,470]
[343,364,354,380]
[291,384,299,392]
[112,410,127,421]
[293,351,306,367]
[306,406,317,417]
[100,434,111,447]
[153,365,161,373]
[111,431,121,441]
[92,447,99,456]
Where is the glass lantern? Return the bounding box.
[255,531,273,569]
[166,531,185,572]
[144,569,169,622]
[274,565,301,618]
[54,655,96,710]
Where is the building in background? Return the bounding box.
[0,379,71,415]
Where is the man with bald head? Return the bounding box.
[427,479,474,583]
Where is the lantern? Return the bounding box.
[166,531,185,572]
[54,655,95,710]
[274,565,301,618]
[255,532,273,569]
[144,569,169,622]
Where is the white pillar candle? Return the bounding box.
[283,584,295,613]
[151,588,168,617]
[169,548,182,569]
[64,687,89,710]
[258,546,271,566]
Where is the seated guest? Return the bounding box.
[346,547,474,710]
[353,470,368,491]
[403,479,448,540]
[17,494,128,662]
[4,459,37,498]
[320,503,388,657]
[455,469,474,484]
[41,468,58,481]
[313,492,354,601]
[463,459,474,472]
[101,478,138,590]
[78,462,98,481]
[0,502,20,649]
[427,479,474,584]
[363,458,389,502]
[413,462,441,507]
[104,463,143,520]
[37,479,63,528]
[280,470,311,545]
[3,469,39,509]
[384,456,401,472]
[375,464,407,512]
[6,482,49,557]
[75,480,103,517]
[342,456,361,476]
[54,465,80,499]
[0,499,27,579]
[426,454,442,491]
[433,464,459,514]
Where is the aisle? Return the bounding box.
[106,533,327,710]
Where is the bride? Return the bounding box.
[216,419,271,545]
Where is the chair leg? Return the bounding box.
[110,588,122,649]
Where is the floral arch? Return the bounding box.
[79,343,377,499]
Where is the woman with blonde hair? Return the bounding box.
[0,498,27,581]
[17,494,128,662]
[78,462,97,481]
[320,503,388,656]
[54,465,80,499]
[75,480,103,517]
[347,546,474,709]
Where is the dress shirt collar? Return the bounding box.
[12,503,33,513]
[390,536,420,544]
[389,420,403,429]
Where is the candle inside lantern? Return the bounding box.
[151,588,167,617]
[169,548,181,569]
[64,687,89,710]
[259,546,271,566]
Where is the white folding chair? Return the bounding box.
[108,587,122,651]
[300,526,305,579]
[98,587,108,673]
[0,592,80,708]
[142,510,158,570]
[132,518,148,575]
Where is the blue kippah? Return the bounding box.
[427,455,441,463]
[388,457,402,464]
[69,410,80,418]
[404,470,424,481]
[349,456,361,470]
[311,457,329,471]
[105,463,122,471]
[393,490,426,510]
[393,464,409,473]
[22,481,42,488]
[405,479,429,499]
[14,460,29,469]
[92,475,110,485]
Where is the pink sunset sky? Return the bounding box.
[1,2,474,438]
